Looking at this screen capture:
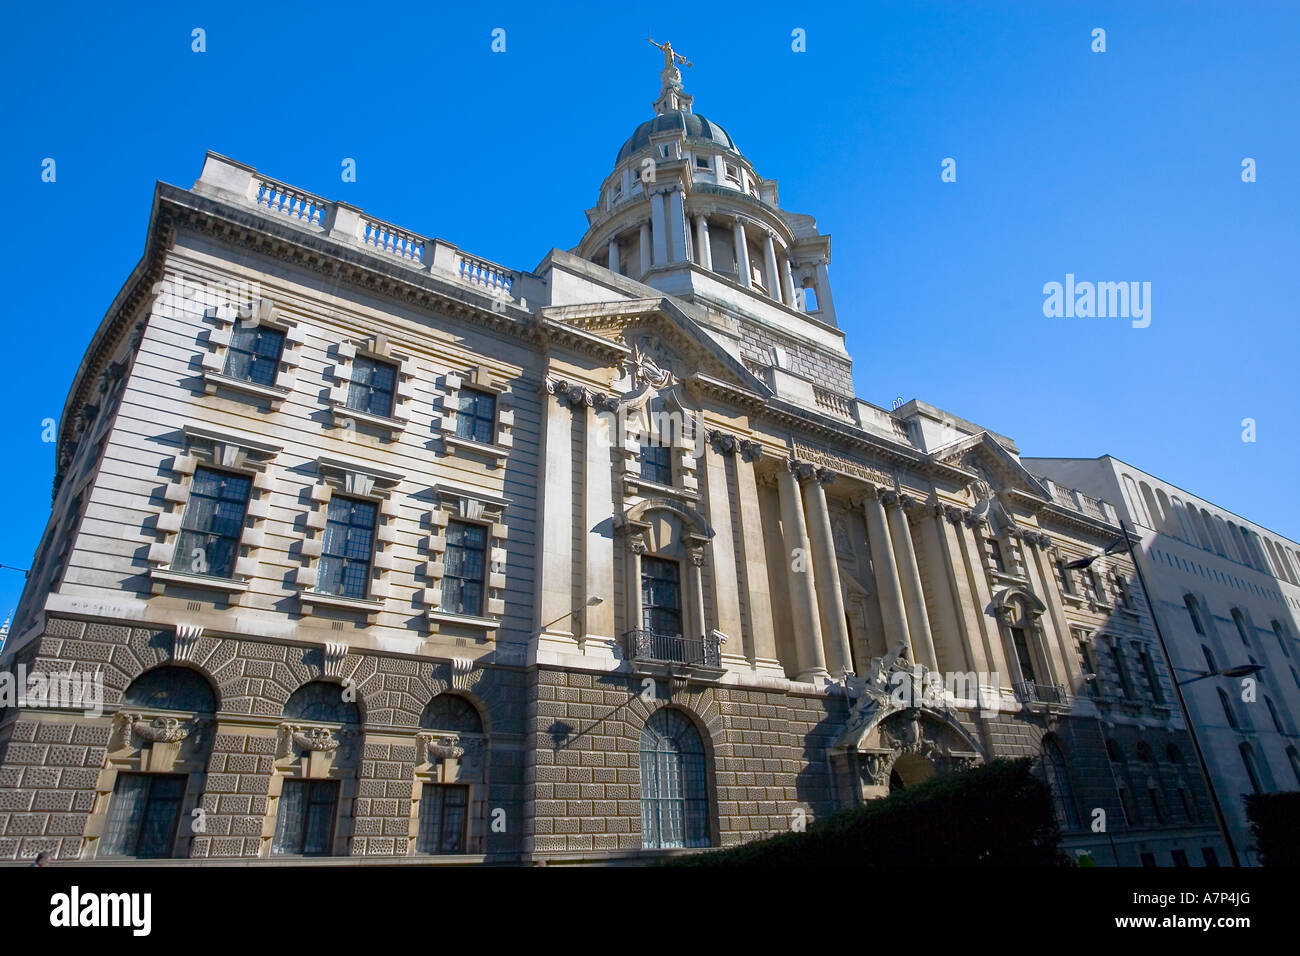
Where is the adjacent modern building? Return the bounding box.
[0,47,1226,865]
[1026,455,1300,864]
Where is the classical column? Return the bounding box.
[651,191,668,266]
[884,492,939,671]
[763,232,783,303]
[780,254,796,308]
[583,402,616,646]
[952,512,1010,682]
[626,536,647,634]
[536,385,575,642]
[606,237,619,273]
[1022,532,1079,687]
[694,214,713,270]
[703,437,743,658]
[861,487,912,661]
[733,220,752,288]
[801,466,854,677]
[915,502,970,674]
[732,443,781,673]
[668,187,689,263]
[813,256,836,321]
[778,460,828,682]
[688,548,708,643]
[638,221,651,277]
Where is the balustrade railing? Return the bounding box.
[456,253,515,297]
[625,628,723,668]
[813,385,854,419]
[253,178,328,226]
[361,217,425,265]
[1014,680,1069,706]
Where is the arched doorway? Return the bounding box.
[889,752,937,792]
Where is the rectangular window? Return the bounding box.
[441,521,487,616]
[695,154,710,170]
[641,557,682,638]
[1140,852,1157,867]
[1202,847,1220,867]
[1010,626,1036,683]
[638,442,672,485]
[100,773,185,858]
[455,388,497,444]
[1089,569,1107,603]
[416,784,469,854]
[724,162,740,183]
[223,323,285,387]
[985,538,1005,572]
[346,357,397,418]
[272,779,339,856]
[319,496,376,599]
[1057,561,1077,596]
[1110,642,1136,698]
[174,468,251,578]
[1113,575,1132,609]
[1138,646,1166,704]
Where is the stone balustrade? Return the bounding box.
[195,152,519,302]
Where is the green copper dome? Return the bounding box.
[615,111,741,164]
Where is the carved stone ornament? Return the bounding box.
[285,724,341,753]
[126,713,191,744]
[544,379,620,412]
[418,732,465,763]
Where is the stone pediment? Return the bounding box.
[929,432,1051,504]
[536,296,769,400]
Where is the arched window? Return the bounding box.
[1166,743,1183,764]
[1203,645,1218,674]
[122,666,217,714]
[283,681,362,724]
[1041,737,1080,830]
[1139,483,1162,531]
[1265,697,1286,734]
[420,694,483,734]
[1200,509,1226,556]
[1231,609,1252,647]
[1273,621,1292,659]
[1218,689,1239,730]
[1286,746,1300,788]
[1239,743,1263,794]
[1185,595,1206,635]
[639,708,709,849]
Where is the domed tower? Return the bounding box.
[575,39,854,398]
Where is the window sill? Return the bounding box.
[427,609,499,635]
[622,475,700,503]
[328,402,407,436]
[150,568,249,594]
[443,434,510,466]
[299,589,384,616]
[202,370,292,407]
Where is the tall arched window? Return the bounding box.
[639,708,709,849]
[1185,595,1206,636]
[1239,743,1264,794]
[1218,688,1239,730]
[1231,609,1252,648]
[273,682,362,857]
[1203,645,1218,674]
[1265,697,1286,734]
[1273,621,1292,659]
[1041,737,1080,830]
[1287,746,1300,788]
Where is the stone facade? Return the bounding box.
[0,50,1226,865]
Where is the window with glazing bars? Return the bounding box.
[639,708,709,849]
[318,496,376,599]
[346,357,397,417]
[100,773,186,858]
[416,784,468,854]
[223,323,285,386]
[272,779,339,856]
[641,557,682,638]
[174,467,250,578]
[638,442,672,486]
[1010,626,1037,684]
[455,388,496,444]
[1138,646,1165,703]
[441,521,486,616]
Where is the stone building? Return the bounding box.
[0,48,1224,865]
[1026,455,1300,865]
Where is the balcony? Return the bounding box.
[1014,680,1071,710]
[624,628,726,683]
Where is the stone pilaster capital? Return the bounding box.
[788,459,817,482]
[739,439,764,463]
[899,494,918,511]
[943,505,967,525]
[814,467,837,486]
[879,490,900,508]
[688,548,706,568]
[628,533,649,556]
[543,378,620,412]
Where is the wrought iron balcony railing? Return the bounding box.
[625,628,723,668]
[1014,680,1069,706]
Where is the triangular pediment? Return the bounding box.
[930,432,1051,502]
[535,296,770,400]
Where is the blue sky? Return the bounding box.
[1,1,1297,621]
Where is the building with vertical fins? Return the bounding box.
[0,45,1227,865]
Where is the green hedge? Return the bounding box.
[663,758,1066,867]
[1245,791,1300,866]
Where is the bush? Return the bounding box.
[1245,791,1300,866]
[663,758,1067,867]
